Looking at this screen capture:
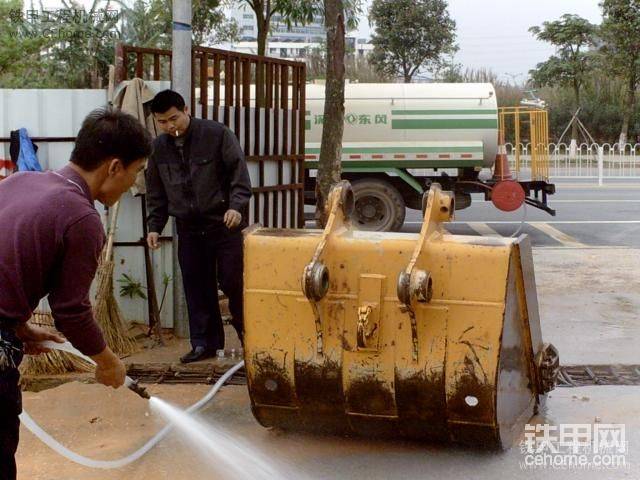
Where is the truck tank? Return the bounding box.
[304,83,499,169]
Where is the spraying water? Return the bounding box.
[20,341,249,470]
[150,397,304,480]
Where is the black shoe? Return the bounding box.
[180,346,215,364]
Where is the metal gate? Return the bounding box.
[115,43,306,228]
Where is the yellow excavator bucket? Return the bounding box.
[243,181,559,449]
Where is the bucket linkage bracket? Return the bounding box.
[397,184,454,361]
[302,181,355,355]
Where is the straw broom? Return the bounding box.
[93,201,137,355]
[20,310,93,375]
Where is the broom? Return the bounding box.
[19,310,94,375]
[93,201,137,355]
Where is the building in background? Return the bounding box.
[226,4,325,43]
[220,4,373,63]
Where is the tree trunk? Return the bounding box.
[619,68,637,147]
[254,0,268,57]
[257,20,268,56]
[572,80,580,142]
[316,0,346,226]
[403,73,411,83]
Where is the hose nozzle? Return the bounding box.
[126,378,150,399]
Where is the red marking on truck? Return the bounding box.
[416,154,428,159]
[305,155,316,160]
[438,154,451,159]
[372,154,384,159]
[461,154,473,159]
[394,154,406,159]
[349,155,361,159]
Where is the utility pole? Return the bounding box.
[172,0,192,339]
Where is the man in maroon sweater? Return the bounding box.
[0,108,152,479]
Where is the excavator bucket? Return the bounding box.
[243,181,559,449]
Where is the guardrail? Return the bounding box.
[506,142,640,183]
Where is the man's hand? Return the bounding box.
[223,209,242,229]
[147,232,160,250]
[91,347,126,388]
[15,323,65,355]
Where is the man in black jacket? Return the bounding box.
[146,90,251,363]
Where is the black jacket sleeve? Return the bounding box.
[222,128,252,212]
[145,148,169,234]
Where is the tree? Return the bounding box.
[233,0,361,57]
[368,0,457,83]
[119,0,170,49]
[119,0,238,49]
[231,1,313,56]
[42,0,122,88]
[529,14,597,143]
[0,0,54,87]
[599,0,640,145]
[316,0,346,225]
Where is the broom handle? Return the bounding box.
[104,201,120,261]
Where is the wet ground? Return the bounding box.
[16,182,640,478]
[17,382,640,479]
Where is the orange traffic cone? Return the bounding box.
[492,131,513,181]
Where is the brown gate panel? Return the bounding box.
[115,43,306,229]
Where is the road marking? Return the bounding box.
[405,220,640,225]
[549,199,640,203]
[466,222,501,237]
[528,222,585,247]
[554,184,640,189]
[533,246,631,250]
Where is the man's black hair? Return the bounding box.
[70,108,153,171]
[150,90,186,114]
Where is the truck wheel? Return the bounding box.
[351,179,406,231]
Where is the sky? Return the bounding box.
[355,0,603,82]
[35,0,603,83]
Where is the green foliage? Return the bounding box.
[0,0,54,87]
[599,0,640,75]
[118,0,170,49]
[118,0,238,49]
[0,0,236,88]
[599,0,640,142]
[44,0,122,89]
[368,0,457,83]
[117,273,148,300]
[539,74,640,143]
[528,14,597,104]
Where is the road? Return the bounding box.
[402,180,640,248]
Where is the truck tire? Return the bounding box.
[351,179,406,231]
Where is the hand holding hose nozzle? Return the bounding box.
[35,341,150,400]
[125,378,150,399]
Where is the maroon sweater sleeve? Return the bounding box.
[48,213,107,356]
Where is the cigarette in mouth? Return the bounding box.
[174,130,180,137]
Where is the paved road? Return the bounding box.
[402,181,640,248]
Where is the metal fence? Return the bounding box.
[506,142,640,181]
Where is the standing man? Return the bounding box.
[0,108,153,480]
[146,90,251,363]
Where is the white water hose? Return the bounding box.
[19,341,244,469]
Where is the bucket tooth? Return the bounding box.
[244,181,558,449]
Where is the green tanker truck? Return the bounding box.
[304,83,555,231]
